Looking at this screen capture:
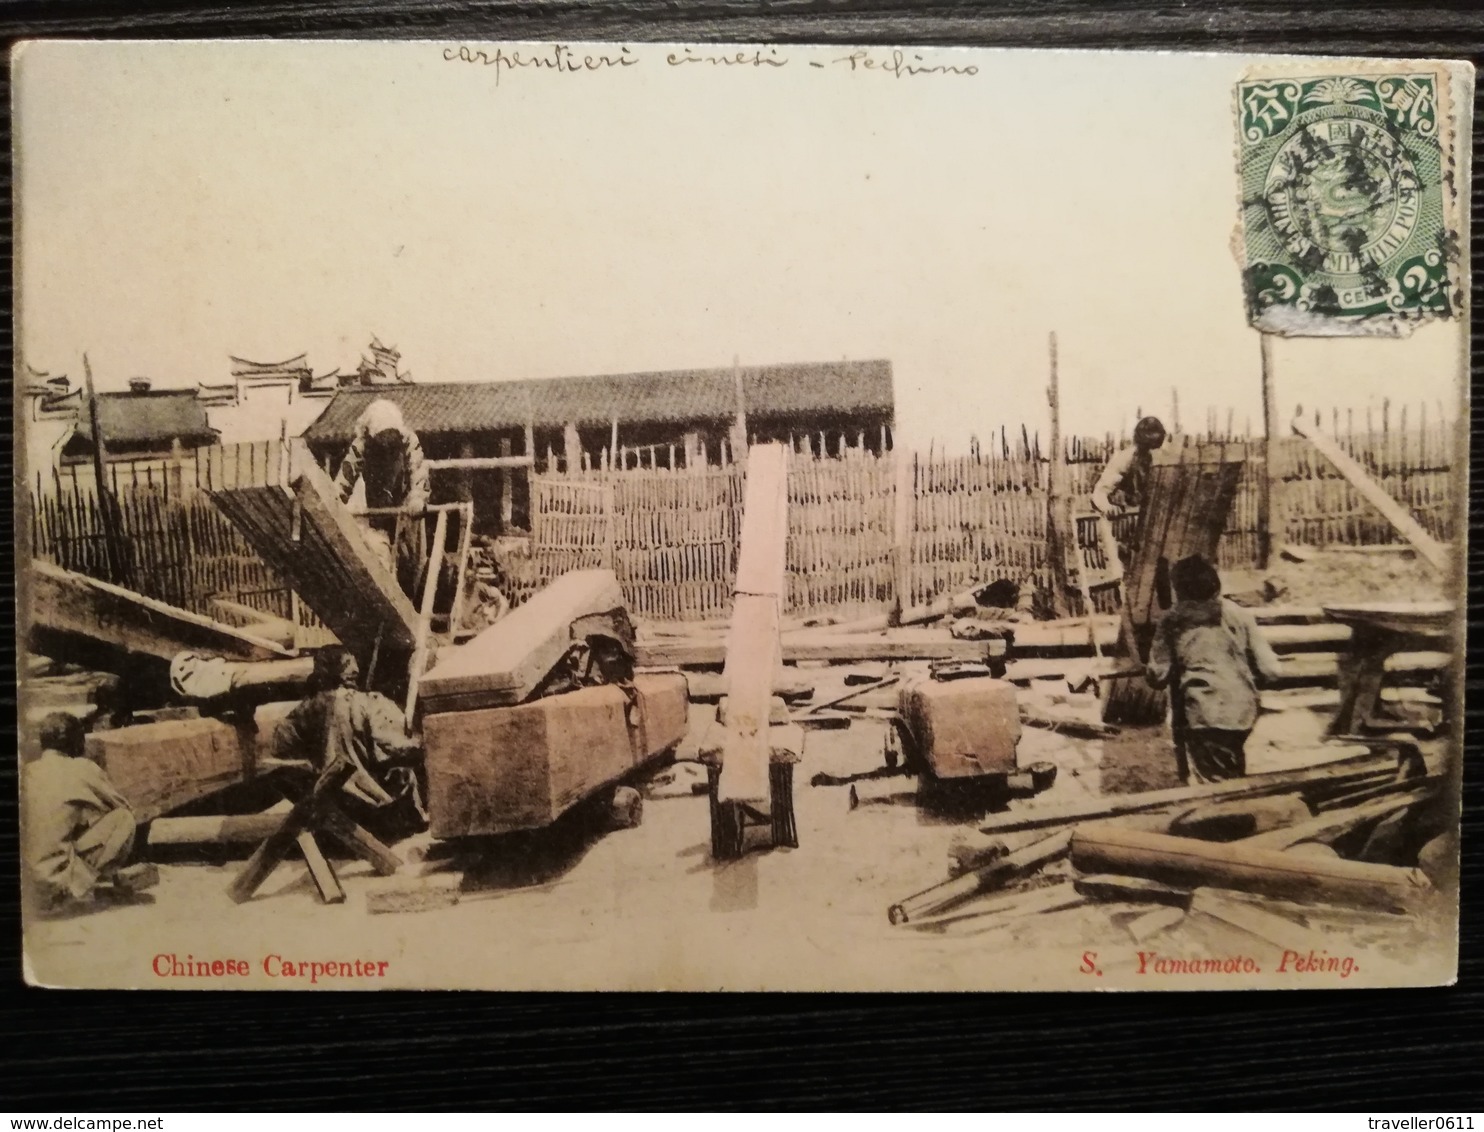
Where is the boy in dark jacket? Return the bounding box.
[1146,555,1283,783]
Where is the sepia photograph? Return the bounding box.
[12,39,1471,991]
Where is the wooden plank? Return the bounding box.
[1069,822,1432,912]
[718,444,789,804]
[1103,445,1246,724]
[1292,417,1447,571]
[635,631,1004,668]
[295,831,346,904]
[424,673,689,837]
[30,559,294,664]
[205,441,419,661]
[1241,785,1436,851]
[85,717,251,822]
[420,568,624,712]
[976,747,1397,836]
[425,456,534,470]
[403,506,450,721]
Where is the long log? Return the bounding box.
[888,829,1072,924]
[1070,823,1431,912]
[977,748,1397,836]
[147,805,291,846]
[1292,417,1448,571]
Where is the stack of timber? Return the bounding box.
[887,743,1446,937]
[419,569,625,713]
[201,440,417,666]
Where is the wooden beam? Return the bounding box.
[976,748,1399,836]
[148,806,291,846]
[718,443,789,804]
[30,559,295,664]
[420,568,625,712]
[1241,785,1437,851]
[1291,416,1447,571]
[635,630,1004,668]
[424,455,534,471]
[85,717,250,822]
[1069,822,1431,912]
[424,673,688,837]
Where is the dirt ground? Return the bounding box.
[24,659,1454,992]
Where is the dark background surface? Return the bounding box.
[1,0,1482,1112]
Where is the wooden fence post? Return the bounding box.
[1257,332,1284,568]
[892,448,915,623]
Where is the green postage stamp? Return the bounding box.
[1238,64,1466,335]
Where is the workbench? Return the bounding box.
[1321,602,1455,736]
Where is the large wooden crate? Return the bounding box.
[424,672,689,838]
[898,676,1020,780]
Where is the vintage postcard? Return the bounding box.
[12,40,1470,990]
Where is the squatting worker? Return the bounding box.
[334,398,431,599]
[1145,555,1282,784]
[22,712,155,910]
[1090,415,1167,572]
[272,647,426,836]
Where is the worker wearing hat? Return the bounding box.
[1090,415,1167,573]
[334,398,431,599]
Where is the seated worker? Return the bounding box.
[1145,554,1283,783]
[333,398,431,599]
[22,712,156,911]
[271,647,425,835]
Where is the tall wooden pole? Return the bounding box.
[1045,332,1073,617]
[82,354,119,584]
[1257,332,1283,569]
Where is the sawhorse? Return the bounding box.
[228,761,403,904]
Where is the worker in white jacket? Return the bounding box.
[1090,415,1166,573]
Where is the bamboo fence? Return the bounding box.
[28,401,1457,626]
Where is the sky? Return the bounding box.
[13,40,1469,451]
